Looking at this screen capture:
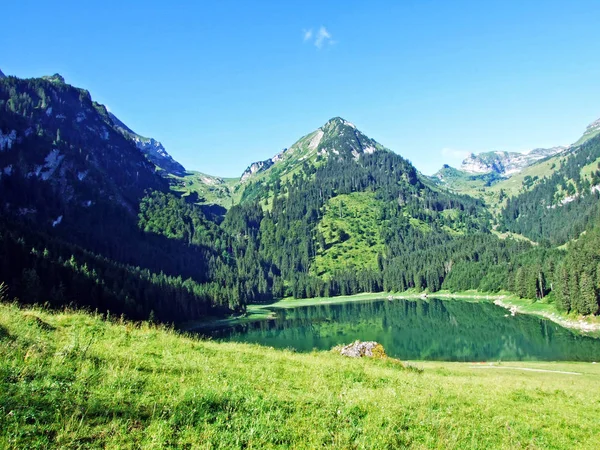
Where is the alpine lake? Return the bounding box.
[200,298,600,362]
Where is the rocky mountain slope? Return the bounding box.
[109,112,186,176]
[460,147,566,176]
[574,117,600,146]
[0,72,167,225]
[240,117,386,183]
[433,117,600,196]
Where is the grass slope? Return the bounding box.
[2,303,600,449]
[168,171,241,207]
[313,192,385,277]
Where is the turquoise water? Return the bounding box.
[205,298,600,361]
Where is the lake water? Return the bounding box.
[205,298,600,361]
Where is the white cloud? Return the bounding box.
[302,26,333,49]
[315,26,332,48]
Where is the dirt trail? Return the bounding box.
[469,365,582,375]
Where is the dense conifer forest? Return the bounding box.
[1,73,600,322]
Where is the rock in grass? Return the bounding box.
[338,340,386,359]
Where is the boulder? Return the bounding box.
[339,340,386,358]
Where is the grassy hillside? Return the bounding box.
[2,303,600,449]
[168,171,241,207]
[313,192,385,277]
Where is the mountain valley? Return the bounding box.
[1,69,600,323]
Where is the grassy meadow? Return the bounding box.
[2,302,600,449]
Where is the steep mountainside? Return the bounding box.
[499,132,600,245]
[574,117,600,146]
[109,112,186,176]
[460,147,566,176]
[0,73,167,223]
[432,116,600,203]
[0,69,6,79]
[0,73,266,321]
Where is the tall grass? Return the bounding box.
[1,302,599,448]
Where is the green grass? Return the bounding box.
[580,155,600,182]
[313,192,385,277]
[2,303,600,448]
[168,171,241,208]
[573,128,600,147]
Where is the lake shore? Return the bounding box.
[184,290,600,335]
[3,303,600,449]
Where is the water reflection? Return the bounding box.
[206,298,600,361]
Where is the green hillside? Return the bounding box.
[2,302,599,449]
[168,171,241,207]
[313,192,385,277]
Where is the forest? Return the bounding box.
[1,73,599,322]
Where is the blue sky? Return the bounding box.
[3,0,600,176]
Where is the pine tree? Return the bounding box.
[580,272,598,315]
[555,264,571,312]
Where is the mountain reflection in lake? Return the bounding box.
[205,298,600,361]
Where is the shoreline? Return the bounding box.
[184,290,600,335]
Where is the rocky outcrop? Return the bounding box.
[460,147,566,176]
[108,112,186,177]
[240,158,275,182]
[337,340,387,358]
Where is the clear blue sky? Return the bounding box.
[3,0,600,176]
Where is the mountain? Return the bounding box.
[0,72,254,321]
[2,70,599,322]
[0,68,6,79]
[0,72,167,221]
[241,117,386,183]
[109,112,186,176]
[574,117,600,146]
[432,117,600,196]
[460,147,566,176]
[178,117,390,208]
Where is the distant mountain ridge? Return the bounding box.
[460,147,566,176]
[433,116,600,193]
[0,68,6,79]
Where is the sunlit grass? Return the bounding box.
[2,303,600,448]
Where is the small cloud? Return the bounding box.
[302,26,334,49]
[315,26,332,48]
[441,148,471,161]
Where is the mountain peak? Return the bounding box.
[240,118,386,182]
[323,117,356,129]
[41,73,65,84]
[0,68,6,79]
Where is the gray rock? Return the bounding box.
[339,340,384,358]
